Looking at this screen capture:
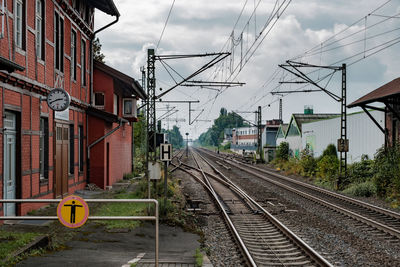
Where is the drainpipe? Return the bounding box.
[87,14,119,184]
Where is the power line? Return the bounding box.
[156,0,176,51]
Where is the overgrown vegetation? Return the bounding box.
[194,248,203,267]
[0,231,41,264]
[271,143,400,207]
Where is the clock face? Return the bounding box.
[47,88,71,111]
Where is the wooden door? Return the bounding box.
[55,124,69,197]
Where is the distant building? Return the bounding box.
[349,77,400,147]
[261,120,280,162]
[221,128,233,145]
[302,110,385,163]
[231,126,258,154]
[87,61,146,189]
[261,119,281,148]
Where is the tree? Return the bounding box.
[93,38,105,63]
[165,125,184,148]
[197,107,246,147]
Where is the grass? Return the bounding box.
[93,191,148,230]
[0,231,41,261]
[194,248,203,267]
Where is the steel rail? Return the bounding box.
[189,151,257,267]
[200,149,400,239]
[171,162,256,267]
[194,149,333,267]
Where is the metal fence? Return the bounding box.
[0,199,159,266]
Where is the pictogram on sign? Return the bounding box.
[57,195,89,228]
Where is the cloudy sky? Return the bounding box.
[95,0,400,139]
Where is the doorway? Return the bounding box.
[3,112,17,216]
[55,123,69,197]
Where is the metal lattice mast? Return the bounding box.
[147,49,156,163]
[338,64,347,188]
[279,98,283,123]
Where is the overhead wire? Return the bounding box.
[156,0,176,51]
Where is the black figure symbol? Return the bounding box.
[64,201,83,224]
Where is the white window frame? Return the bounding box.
[54,11,64,72]
[113,94,118,115]
[15,0,23,48]
[35,0,43,59]
[94,92,105,109]
[81,38,86,86]
[71,29,77,80]
[122,98,137,118]
[1,0,5,38]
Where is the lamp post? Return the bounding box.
[185,132,189,157]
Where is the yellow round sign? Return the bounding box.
[57,195,89,228]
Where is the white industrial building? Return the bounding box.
[302,110,385,163]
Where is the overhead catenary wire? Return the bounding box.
[233,0,400,115]
[155,0,176,52]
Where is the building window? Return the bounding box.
[15,0,25,49]
[54,11,64,72]
[39,117,49,180]
[71,30,77,80]
[94,92,105,108]
[81,39,86,86]
[113,94,118,115]
[123,98,137,117]
[78,125,84,172]
[35,0,44,60]
[69,125,74,174]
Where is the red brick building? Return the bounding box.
[0,0,119,216]
[87,60,146,189]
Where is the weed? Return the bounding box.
[194,248,203,267]
[342,181,377,197]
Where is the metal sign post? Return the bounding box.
[160,144,172,213]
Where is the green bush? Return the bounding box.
[373,144,400,198]
[317,155,339,182]
[276,142,289,161]
[345,155,373,185]
[321,143,338,158]
[299,147,317,177]
[222,142,231,150]
[342,181,377,197]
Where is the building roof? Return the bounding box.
[94,60,147,99]
[348,77,400,108]
[292,113,339,131]
[87,0,120,16]
[0,56,25,73]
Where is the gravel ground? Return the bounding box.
[201,152,400,266]
[174,155,245,267]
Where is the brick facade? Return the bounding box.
[0,0,115,216]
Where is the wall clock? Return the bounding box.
[47,88,71,112]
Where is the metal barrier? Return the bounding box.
[0,199,159,267]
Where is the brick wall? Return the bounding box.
[0,0,94,216]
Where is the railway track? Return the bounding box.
[174,148,332,267]
[198,148,400,241]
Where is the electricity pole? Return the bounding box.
[278,61,347,189]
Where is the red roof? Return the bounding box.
[348,77,400,108]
